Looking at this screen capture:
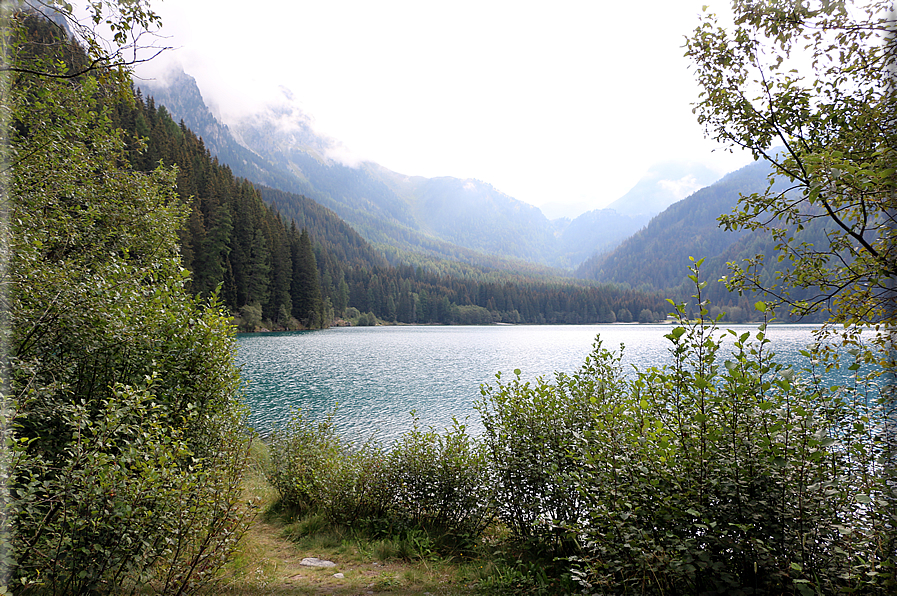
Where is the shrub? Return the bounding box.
[452,304,495,325]
[473,260,892,593]
[265,411,492,549]
[566,262,893,594]
[8,255,254,596]
[637,308,655,323]
[241,303,264,330]
[386,415,493,541]
[476,346,627,554]
[356,311,379,326]
[266,408,345,515]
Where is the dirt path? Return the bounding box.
[218,516,468,596]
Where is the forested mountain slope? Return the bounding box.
[120,88,668,327]
[136,68,823,325]
[117,94,332,328]
[576,160,832,320]
[140,69,707,269]
[576,161,771,290]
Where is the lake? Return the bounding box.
[237,323,832,444]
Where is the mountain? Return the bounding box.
[136,69,321,198]
[605,161,721,217]
[138,68,708,270]
[553,208,650,265]
[221,94,569,265]
[540,161,720,221]
[122,83,669,328]
[575,160,770,290]
[575,159,831,320]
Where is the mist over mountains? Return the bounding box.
[138,67,825,320]
[576,161,772,290]
[139,69,722,271]
[605,161,721,217]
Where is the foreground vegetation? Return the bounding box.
[262,265,894,595]
[217,441,487,596]
[4,1,893,594]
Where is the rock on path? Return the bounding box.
[300,557,336,568]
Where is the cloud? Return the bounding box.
[658,175,704,200]
[324,144,367,169]
[224,85,368,169]
[130,0,755,205]
[131,51,186,88]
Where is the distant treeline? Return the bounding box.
[115,92,668,328]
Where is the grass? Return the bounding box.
[210,441,487,596]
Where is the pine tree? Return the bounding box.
[291,227,324,327]
[245,228,271,308]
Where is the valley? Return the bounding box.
[141,69,729,273]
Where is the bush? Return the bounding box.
[452,304,495,325]
[356,311,379,326]
[565,264,893,594]
[475,347,627,555]
[241,303,264,330]
[386,415,493,541]
[9,206,254,595]
[473,261,892,593]
[265,411,492,550]
[266,408,346,515]
[637,308,655,323]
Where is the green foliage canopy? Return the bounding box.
[3,6,253,593]
[686,4,896,539]
[685,0,896,327]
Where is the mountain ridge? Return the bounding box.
[139,68,718,270]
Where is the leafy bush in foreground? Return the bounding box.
[569,323,888,593]
[386,415,492,540]
[6,13,254,593]
[266,262,893,594]
[266,411,491,546]
[475,344,626,555]
[476,261,892,594]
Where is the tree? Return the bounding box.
[266,216,294,326]
[1,0,169,85]
[290,227,324,328]
[685,0,896,572]
[3,6,252,593]
[245,228,272,307]
[685,0,896,330]
[638,308,655,323]
[193,200,233,295]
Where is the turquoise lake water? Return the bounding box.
[236,323,835,443]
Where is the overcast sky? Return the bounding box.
[132,0,753,212]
